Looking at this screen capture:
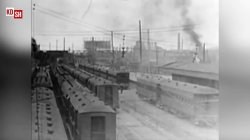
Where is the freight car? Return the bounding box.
[61,64,120,109]
[60,75,116,140]
[31,87,68,140]
[136,74,219,127]
[87,77,119,109]
[32,66,53,88]
[79,64,129,89]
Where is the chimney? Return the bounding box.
[177,33,180,50]
[203,43,206,63]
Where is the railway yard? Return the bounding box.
[31,1,219,139]
[32,59,218,140]
[117,87,218,140]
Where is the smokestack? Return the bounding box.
[203,43,206,63]
[177,33,180,50]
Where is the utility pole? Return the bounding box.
[56,39,58,50]
[147,29,151,58]
[82,38,84,52]
[32,2,36,38]
[111,31,114,60]
[92,37,95,52]
[63,37,65,51]
[122,35,125,58]
[72,43,74,53]
[155,42,158,65]
[177,32,180,50]
[122,35,125,48]
[139,20,142,62]
[49,42,51,50]
[203,43,206,63]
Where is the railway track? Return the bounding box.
[120,88,218,140]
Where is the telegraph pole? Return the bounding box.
[122,35,125,57]
[139,20,142,62]
[155,42,158,65]
[63,37,65,51]
[147,29,151,59]
[56,39,58,50]
[177,32,180,50]
[82,38,84,52]
[111,31,114,60]
[32,2,36,38]
[49,42,51,50]
[122,35,125,48]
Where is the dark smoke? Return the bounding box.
[175,0,202,46]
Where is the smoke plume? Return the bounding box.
[175,0,202,46]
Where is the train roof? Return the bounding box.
[138,74,218,96]
[85,64,127,74]
[31,87,55,104]
[88,76,118,86]
[79,69,94,77]
[31,87,54,102]
[68,89,115,113]
[32,103,68,140]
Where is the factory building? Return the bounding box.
[84,40,111,52]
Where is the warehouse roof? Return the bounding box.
[160,62,219,80]
[137,74,218,96]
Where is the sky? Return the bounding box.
[34,0,218,51]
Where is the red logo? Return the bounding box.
[14,10,23,19]
[6,7,23,19]
[6,7,14,16]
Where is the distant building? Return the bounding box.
[159,62,219,89]
[84,40,111,51]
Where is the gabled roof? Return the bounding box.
[68,89,115,113]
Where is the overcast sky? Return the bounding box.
[34,0,218,51]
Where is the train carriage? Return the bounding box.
[136,75,165,104]
[87,77,119,109]
[80,64,130,89]
[31,87,68,140]
[32,66,53,88]
[60,64,120,110]
[60,78,116,140]
[136,74,219,126]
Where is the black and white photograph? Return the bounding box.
[31,0,219,140]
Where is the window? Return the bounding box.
[91,116,105,140]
